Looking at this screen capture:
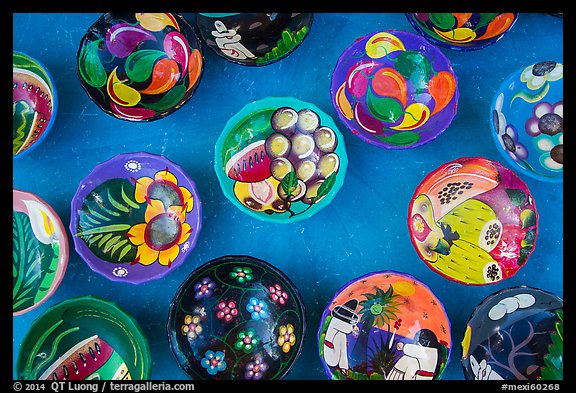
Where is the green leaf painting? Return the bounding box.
[13,100,36,155]
[78,38,107,88]
[76,178,146,263]
[13,211,58,312]
[255,26,309,65]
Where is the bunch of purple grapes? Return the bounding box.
[264,106,340,204]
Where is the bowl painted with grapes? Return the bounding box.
[214,96,348,223]
[167,255,306,380]
[13,51,58,158]
[16,295,151,380]
[406,13,518,51]
[77,13,203,122]
[69,152,202,284]
[491,61,563,183]
[331,30,459,149]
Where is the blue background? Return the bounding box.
[12,13,563,381]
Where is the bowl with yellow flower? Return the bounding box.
[70,152,202,284]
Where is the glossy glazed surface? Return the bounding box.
[70,152,202,284]
[167,255,306,380]
[77,13,203,122]
[408,157,538,285]
[331,30,459,149]
[461,286,563,380]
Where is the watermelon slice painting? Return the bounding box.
[16,296,151,380]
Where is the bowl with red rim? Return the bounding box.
[69,151,202,284]
[407,156,538,285]
[13,189,69,315]
[214,96,348,223]
[13,51,58,158]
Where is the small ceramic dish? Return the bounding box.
[70,152,202,284]
[167,255,306,380]
[13,51,58,158]
[461,286,563,380]
[13,189,69,316]
[331,30,459,149]
[16,295,152,380]
[317,270,452,380]
[77,13,203,121]
[195,13,313,66]
[406,13,518,51]
[490,61,563,183]
[408,156,538,285]
[214,96,348,223]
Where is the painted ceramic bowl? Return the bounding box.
[13,51,58,158]
[13,189,69,316]
[195,13,313,66]
[70,152,202,284]
[214,96,348,223]
[16,295,151,380]
[317,270,451,380]
[491,61,563,183]
[406,13,518,51]
[331,30,458,149]
[167,255,306,380]
[77,13,203,122]
[461,286,563,380]
[408,156,538,286]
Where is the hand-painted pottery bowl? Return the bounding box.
[13,51,58,158]
[13,189,69,316]
[195,13,313,66]
[69,152,202,284]
[16,295,151,380]
[461,286,563,380]
[317,270,451,380]
[167,255,306,380]
[491,61,563,183]
[214,96,348,223]
[331,30,458,149]
[77,13,203,122]
[406,13,518,51]
[408,156,538,286]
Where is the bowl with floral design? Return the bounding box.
[69,152,202,284]
[406,13,518,51]
[167,255,306,380]
[13,189,69,316]
[317,270,452,380]
[490,61,563,183]
[331,30,459,149]
[13,51,58,158]
[214,96,348,223]
[408,156,538,285]
[16,295,151,380]
[195,13,313,66]
[77,13,203,122]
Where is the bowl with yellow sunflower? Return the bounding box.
[70,152,202,284]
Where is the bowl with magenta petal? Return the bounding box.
[70,152,202,284]
[331,30,458,149]
[77,13,203,122]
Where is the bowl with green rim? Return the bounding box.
[16,295,152,380]
[214,96,348,223]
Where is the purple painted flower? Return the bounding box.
[244,355,268,380]
[497,124,529,163]
[194,277,216,300]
